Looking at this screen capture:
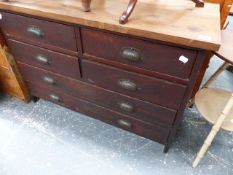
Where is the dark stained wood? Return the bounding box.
[27,82,170,145]
[0,10,210,152]
[81,0,92,12]
[119,0,138,24]
[8,39,81,79]
[81,28,197,80]
[82,60,187,110]
[119,0,204,24]
[164,50,206,153]
[192,0,205,7]
[0,12,78,56]
[17,63,177,128]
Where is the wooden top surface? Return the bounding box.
[0,0,221,50]
[215,30,233,64]
[195,88,233,131]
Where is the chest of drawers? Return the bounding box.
[0,0,220,153]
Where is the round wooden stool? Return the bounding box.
[195,88,233,131]
[192,88,233,167]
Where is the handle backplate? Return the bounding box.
[118,79,138,91]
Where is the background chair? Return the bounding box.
[190,0,233,102]
[192,29,233,168]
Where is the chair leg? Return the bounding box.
[119,0,137,24]
[202,62,229,89]
[81,0,92,12]
[187,62,229,108]
[192,94,233,168]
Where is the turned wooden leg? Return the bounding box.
[192,94,233,168]
[119,0,137,24]
[163,144,170,153]
[32,96,40,103]
[191,0,205,7]
[81,0,92,12]
[187,62,229,108]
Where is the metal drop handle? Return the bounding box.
[35,55,49,64]
[43,76,56,85]
[118,119,132,128]
[27,25,44,37]
[49,94,61,102]
[120,47,143,62]
[118,79,138,91]
[118,101,134,112]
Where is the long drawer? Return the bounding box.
[27,82,170,144]
[17,63,177,127]
[0,12,78,55]
[8,39,80,79]
[82,60,187,109]
[81,28,197,80]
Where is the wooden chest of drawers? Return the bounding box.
[0,4,218,152]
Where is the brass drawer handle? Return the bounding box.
[120,47,143,62]
[118,79,138,91]
[27,25,44,37]
[118,101,134,112]
[36,55,49,65]
[49,94,61,102]
[43,76,56,85]
[118,119,132,128]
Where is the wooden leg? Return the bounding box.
[187,57,227,108]
[119,0,137,24]
[81,0,92,12]
[192,94,233,168]
[32,96,40,103]
[226,65,233,73]
[163,144,170,153]
[202,62,229,89]
[191,0,204,7]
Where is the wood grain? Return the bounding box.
[82,60,187,110]
[18,63,177,128]
[0,0,221,50]
[214,30,233,65]
[0,30,29,100]
[27,82,170,145]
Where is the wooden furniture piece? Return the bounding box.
[0,0,220,152]
[192,29,233,167]
[192,88,233,168]
[82,0,92,12]
[0,29,29,101]
[191,0,233,101]
[119,0,205,24]
[230,4,233,14]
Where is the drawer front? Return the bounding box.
[0,12,77,54]
[18,63,177,127]
[81,28,197,79]
[82,60,187,109]
[8,40,80,79]
[28,83,169,144]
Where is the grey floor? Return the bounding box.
[0,18,233,175]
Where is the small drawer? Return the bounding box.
[0,12,77,55]
[27,83,169,144]
[18,63,176,127]
[82,60,186,110]
[8,40,80,79]
[81,28,197,79]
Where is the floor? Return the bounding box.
[0,18,233,175]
